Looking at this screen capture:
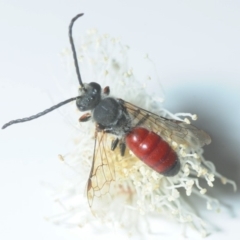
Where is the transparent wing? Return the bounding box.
[121,99,211,148]
[87,127,115,208]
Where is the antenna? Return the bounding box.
[69,13,85,88]
[2,13,86,129]
[2,96,80,129]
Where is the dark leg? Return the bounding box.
[111,138,119,151]
[119,141,126,156]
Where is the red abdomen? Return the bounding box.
[125,127,180,176]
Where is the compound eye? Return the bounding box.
[89,82,101,95]
[76,96,86,111]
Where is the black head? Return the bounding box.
[76,82,101,111]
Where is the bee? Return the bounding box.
[2,13,211,207]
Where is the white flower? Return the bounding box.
[47,30,237,238]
